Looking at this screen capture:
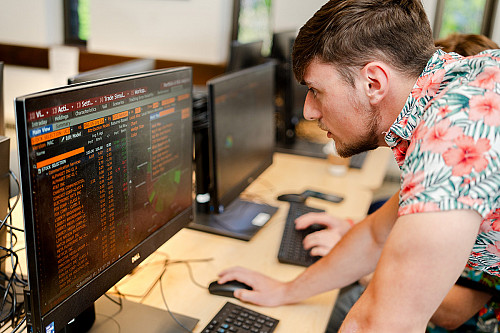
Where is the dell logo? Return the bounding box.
[131,253,141,264]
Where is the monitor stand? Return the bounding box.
[87,296,199,333]
[189,198,278,241]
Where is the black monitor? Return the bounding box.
[270,30,296,63]
[191,62,278,241]
[226,40,266,73]
[270,32,326,159]
[15,67,198,332]
[67,58,156,84]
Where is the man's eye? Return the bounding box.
[308,87,317,97]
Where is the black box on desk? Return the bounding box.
[0,136,9,273]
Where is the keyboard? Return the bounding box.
[201,301,279,333]
[277,203,325,267]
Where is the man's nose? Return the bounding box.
[303,93,320,121]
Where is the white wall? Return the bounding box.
[0,0,63,47]
[87,0,234,65]
[272,0,326,33]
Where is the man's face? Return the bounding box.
[302,59,380,157]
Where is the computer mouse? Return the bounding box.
[307,223,326,233]
[277,193,307,203]
[208,280,252,298]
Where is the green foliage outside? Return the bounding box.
[439,0,486,38]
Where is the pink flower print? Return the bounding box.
[470,67,500,90]
[469,92,500,126]
[492,219,500,232]
[485,242,500,257]
[391,140,409,167]
[480,220,494,233]
[412,69,446,100]
[401,171,426,202]
[399,202,440,216]
[442,136,491,176]
[457,196,483,208]
[397,116,409,128]
[419,119,463,153]
[437,105,452,118]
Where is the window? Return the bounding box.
[64,0,90,45]
[232,0,273,55]
[434,0,497,39]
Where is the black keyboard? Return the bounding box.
[201,301,279,333]
[277,203,325,267]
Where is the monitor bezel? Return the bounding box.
[67,58,156,85]
[16,67,194,332]
[206,62,275,212]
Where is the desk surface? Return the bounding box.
[11,151,380,333]
[111,152,375,332]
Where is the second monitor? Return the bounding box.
[191,61,278,241]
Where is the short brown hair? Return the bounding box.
[435,33,499,57]
[292,0,436,85]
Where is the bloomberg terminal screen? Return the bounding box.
[22,70,192,315]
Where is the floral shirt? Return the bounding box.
[384,49,500,277]
[386,49,500,331]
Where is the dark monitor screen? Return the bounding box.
[209,62,275,209]
[15,67,194,332]
[226,40,265,73]
[68,58,156,84]
[190,62,277,240]
[270,30,296,63]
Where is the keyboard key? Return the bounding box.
[201,302,279,333]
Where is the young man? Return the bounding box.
[297,34,500,332]
[217,1,500,332]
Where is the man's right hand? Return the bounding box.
[216,266,292,307]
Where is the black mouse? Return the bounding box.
[277,193,307,203]
[208,280,252,298]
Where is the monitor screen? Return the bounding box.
[15,67,193,332]
[270,30,296,63]
[68,58,156,84]
[209,62,275,211]
[226,40,266,73]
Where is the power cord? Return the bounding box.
[106,254,213,333]
[0,170,27,332]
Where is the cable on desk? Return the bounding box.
[0,171,27,332]
[159,273,193,333]
[106,255,212,333]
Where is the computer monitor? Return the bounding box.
[270,30,296,63]
[191,62,278,241]
[226,40,266,73]
[270,32,326,159]
[15,67,197,332]
[67,58,156,84]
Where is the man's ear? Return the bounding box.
[360,62,389,105]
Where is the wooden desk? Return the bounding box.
[111,153,373,332]
[11,152,374,333]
